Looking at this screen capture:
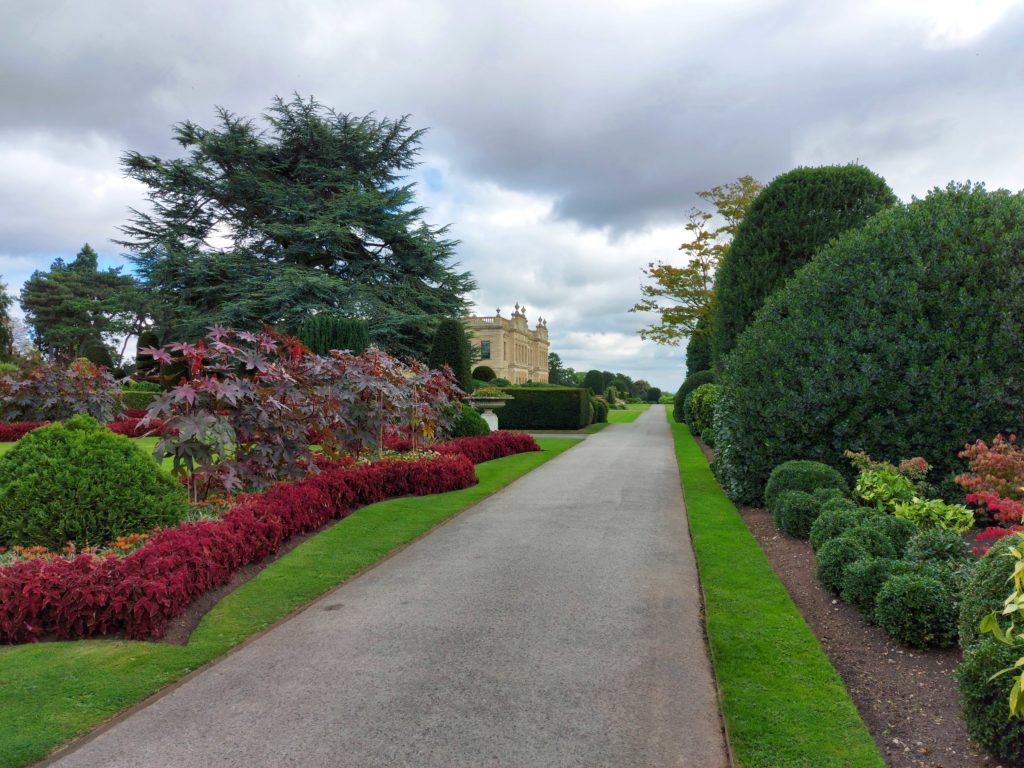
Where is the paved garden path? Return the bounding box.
[50,407,728,768]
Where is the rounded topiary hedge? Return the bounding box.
[764,460,849,511]
[715,183,1024,504]
[808,500,865,552]
[686,383,718,435]
[711,164,896,363]
[903,528,970,565]
[472,365,496,382]
[957,638,1024,764]
[775,490,820,539]
[0,414,188,550]
[841,556,898,621]
[876,572,958,648]
[449,403,490,437]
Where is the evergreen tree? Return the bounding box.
[428,319,472,393]
[118,95,475,359]
[20,244,138,360]
[0,278,13,360]
[582,369,604,394]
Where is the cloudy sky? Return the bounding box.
[2,0,1023,388]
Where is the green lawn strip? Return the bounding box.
[666,409,883,768]
[0,437,579,768]
[606,404,649,423]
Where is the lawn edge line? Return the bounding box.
[34,441,578,767]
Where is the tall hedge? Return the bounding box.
[715,183,1024,503]
[685,317,712,374]
[496,387,591,430]
[712,164,897,364]
[298,315,370,355]
[427,319,473,393]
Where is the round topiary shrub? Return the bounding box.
[959,535,1019,649]
[809,503,871,552]
[904,528,971,565]
[875,572,958,648]
[472,366,496,382]
[775,490,821,540]
[844,523,899,560]
[956,637,1024,765]
[816,534,870,594]
[715,183,1024,504]
[871,515,919,558]
[841,556,898,622]
[591,397,609,424]
[0,414,188,550]
[449,403,490,437]
[764,460,849,511]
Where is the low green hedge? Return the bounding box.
[122,390,159,410]
[496,387,591,430]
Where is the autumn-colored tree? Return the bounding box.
[631,175,762,345]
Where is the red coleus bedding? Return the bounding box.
[0,431,539,643]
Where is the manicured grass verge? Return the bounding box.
[606,404,649,423]
[0,437,578,768]
[667,409,883,768]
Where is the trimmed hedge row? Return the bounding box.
[496,387,592,430]
[0,432,539,643]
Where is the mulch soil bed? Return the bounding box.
[697,437,996,768]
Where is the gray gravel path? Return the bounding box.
[49,407,728,768]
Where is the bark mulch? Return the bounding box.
[697,438,997,768]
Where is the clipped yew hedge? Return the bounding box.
[496,387,591,430]
[715,183,1024,503]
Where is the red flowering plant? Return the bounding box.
[957,434,1024,549]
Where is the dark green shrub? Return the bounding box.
[812,486,847,505]
[122,390,159,410]
[673,369,713,423]
[841,556,898,622]
[775,490,820,539]
[712,164,896,363]
[644,387,662,403]
[816,534,870,594]
[701,426,716,447]
[492,378,511,387]
[590,397,608,424]
[298,314,370,355]
[715,183,1024,503]
[904,528,970,565]
[0,415,188,550]
[956,638,1024,765]
[472,366,496,382]
[123,379,162,392]
[82,340,115,369]
[871,515,918,557]
[448,403,490,437]
[496,388,591,430]
[959,536,1018,649]
[808,503,871,552]
[582,369,604,394]
[764,460,849,511]
[876,572,957,648]
[428,319,472,393]
[688,383,717,434]
[843,524,898,560]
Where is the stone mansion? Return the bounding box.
[465,304,549,384]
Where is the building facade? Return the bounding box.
[465,304,549,384]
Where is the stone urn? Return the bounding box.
[465,395,512,431]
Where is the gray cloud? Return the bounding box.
[1,0,1023,386]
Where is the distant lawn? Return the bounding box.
[607,403,649,423]
[667,408,884,767]
[0,438,579,768]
